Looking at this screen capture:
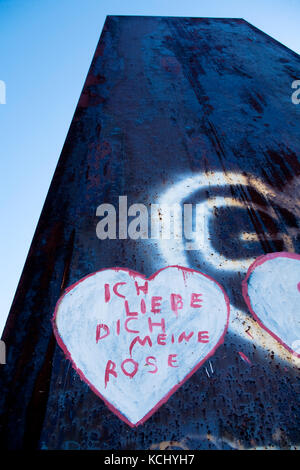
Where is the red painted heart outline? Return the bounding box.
[52,265,230,427]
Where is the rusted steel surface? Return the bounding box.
[1,16,300,450]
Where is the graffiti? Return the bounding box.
[291,340,300,366]
[243,252,300,358]
[0,340,5,364]
[0,80,5,104]
[55,171,299,432]
[238,351,252,365]
[53,266,229,427]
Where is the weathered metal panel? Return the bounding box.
[1,16,300,450]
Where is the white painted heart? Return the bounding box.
[53,266,229,427]
[243,252,300,358]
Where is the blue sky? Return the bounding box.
[0,0,299,334]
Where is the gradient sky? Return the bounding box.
[0,0,299,334]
